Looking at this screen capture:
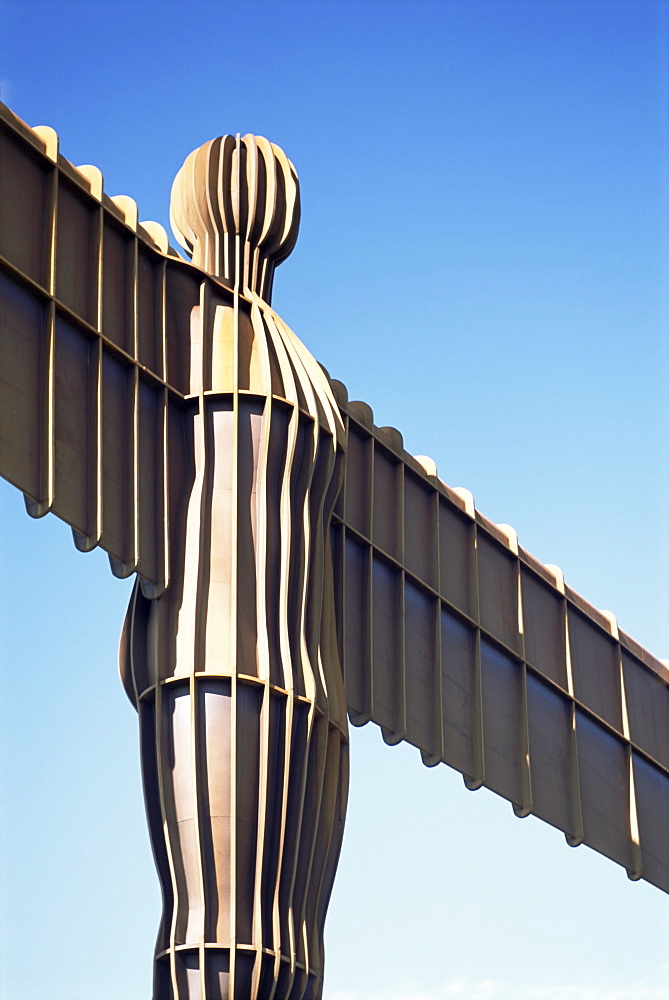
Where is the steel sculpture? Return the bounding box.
[0,102,667,1000]
[120,137,348,1000]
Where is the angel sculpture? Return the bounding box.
[0,103,667,1000]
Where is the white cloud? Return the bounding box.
[327,972,669,1000]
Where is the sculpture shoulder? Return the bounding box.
[248,296,346,448]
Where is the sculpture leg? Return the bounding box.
[123,593,348,1000]
[140,684,347,1000]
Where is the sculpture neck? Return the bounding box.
[191,235,275,304]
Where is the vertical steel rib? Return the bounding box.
[36,151,58,517]
[559,573,584,848]
[92,198,104,546]
[613,616,643,880]
[422,487,443,767]
[465,517,485,791]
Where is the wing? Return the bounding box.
[330,381,669,895]
[0,103,203,595]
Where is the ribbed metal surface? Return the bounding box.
[0,102,183,596]
[1,100,668,1000]
[116,135,348,1000]
[331,387,669,893]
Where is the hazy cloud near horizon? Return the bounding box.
[329,973,669,1000]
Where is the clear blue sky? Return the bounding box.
[1,2,668,999]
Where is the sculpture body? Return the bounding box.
[120,136,348,1000]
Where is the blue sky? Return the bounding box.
[1,2,668,999]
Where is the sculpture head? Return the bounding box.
[170,133,300,303]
